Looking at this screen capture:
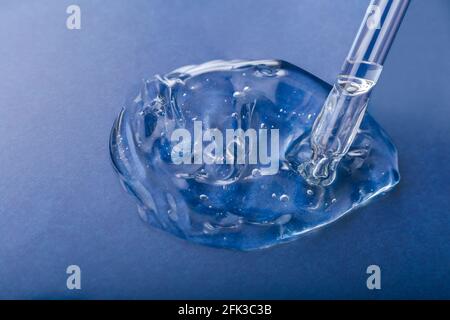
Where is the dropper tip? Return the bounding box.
[298,155,339,186]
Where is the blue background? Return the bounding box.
[0,0,449,299]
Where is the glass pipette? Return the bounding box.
[300,0,410,186]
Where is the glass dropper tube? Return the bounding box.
[300,0,410,186]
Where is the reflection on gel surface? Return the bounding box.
[110,60,399,250]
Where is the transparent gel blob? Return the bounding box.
[110,60,399,250]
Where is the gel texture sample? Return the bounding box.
[110,60,400,250]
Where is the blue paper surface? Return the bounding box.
[0,0,448,299]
